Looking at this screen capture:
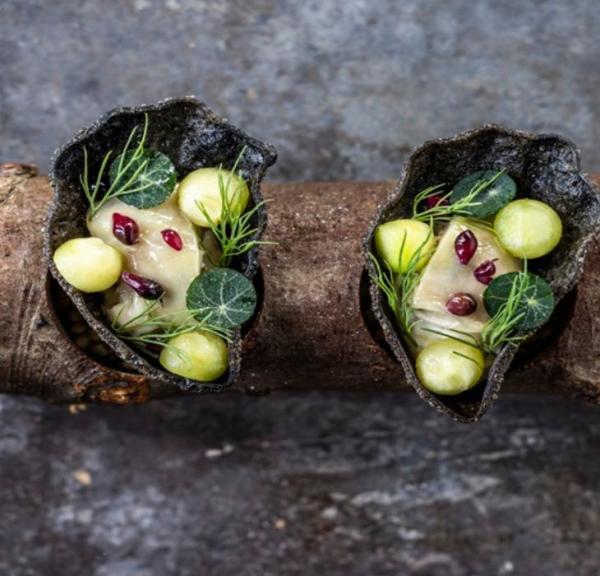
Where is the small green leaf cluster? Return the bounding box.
[186,268,257,330]
[80,114,176,218]
[368,223,434,343]
[412,169,513,225]
[197,148,273,267]
[481,265,554,353]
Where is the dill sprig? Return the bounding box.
[111,300,233,351]
[419,262,533,358]
[421,326,480,348]
[368,223,434,341]
[480,261,530,354]
[411,184,447,219]
[81,113,152,219]
[197,147,274,267]
[368,252,400,323]
[412,170,505,223]
[452,351,485,371]
[421,327,485,369]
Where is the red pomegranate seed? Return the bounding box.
[454,229,478,265]
[446,292,477,316]
[121,272,164,300]
[474,259,498,285]
[161,229,183,251]
[424,194,448,210]
[112,213,139,245]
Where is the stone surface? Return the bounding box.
[2,393,600,575]
[1,0,599,181]
[1,0,600,574]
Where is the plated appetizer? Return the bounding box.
[366,126,600,421]
[46,98,276,391]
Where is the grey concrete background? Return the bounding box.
[1,0,600,574]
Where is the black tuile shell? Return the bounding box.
[44,97,277,394]
[364,125,600,422]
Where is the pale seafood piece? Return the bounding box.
[411,218,521,349]
[87,192,205,330]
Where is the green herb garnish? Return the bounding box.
[480,274,529,353]
[484,270,555,332]
[368,224,434,341]
[451,170,516,218]
[421,327,485,368]
[197,147,273,267]
[412,170,507,223]
[480,262,555,353]
[186,268,257,330]
[109,149,176,209]
[81,114,176,218]
[452,350,485,371]
[111,300,233,351]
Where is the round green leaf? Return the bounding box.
[451,170,516,218]
[109,150,176,209]
[186,268,257,330]
[483,271,555,331]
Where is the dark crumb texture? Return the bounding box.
[364,125,600,422]
[44,97,277,393]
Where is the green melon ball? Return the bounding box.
[53,237,123,293]
[416,339,484,395]
[159,331,228,381]
[374,219,435,274]
[178,167,250,227]
[494,199,562,259]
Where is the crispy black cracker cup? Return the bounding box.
[44,97,277,393]
[364,125,600,422]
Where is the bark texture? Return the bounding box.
[1,164,599,404]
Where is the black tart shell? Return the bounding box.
[364,125,600,422]
[45,97,277,393]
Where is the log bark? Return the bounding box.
[1,163,599,404]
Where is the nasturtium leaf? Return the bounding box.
[451,170,516,218]
[186,268,257,330]
[109,150,176,209]
[483,271,555,331]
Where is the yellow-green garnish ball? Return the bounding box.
[53,237,123,293]
[178,167,250,227]
[159,331,228,381]
[494,199,562,259]
[416,339,484,396]
[374,219,435,274]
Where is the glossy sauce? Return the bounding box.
[88,192,204,330]
[411,218,521,350]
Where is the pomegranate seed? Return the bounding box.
[424,194,448,210]
[454,229,478,264]
[112,213,139,245]
[121,271,164,300]
[474,259,498,285]
[446,292,477,316]
[161,229,183,251]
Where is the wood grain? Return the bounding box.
[1,164,598,404]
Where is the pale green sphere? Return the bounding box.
[160,331,228,381]
[178,168,249,227]
[374,219,435,273]
[53,237,123,293]
[416,339,484,395]
[494,199,562,259]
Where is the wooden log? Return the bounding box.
[1,163,599,404]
